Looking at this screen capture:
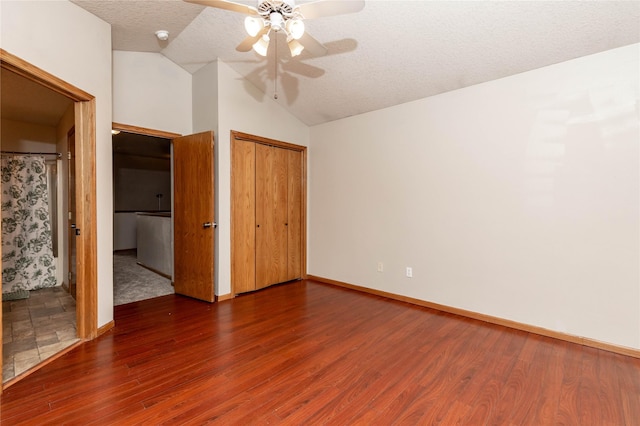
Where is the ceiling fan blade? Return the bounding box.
[183,0,259,15]
[298,32,328,57]
[236,27,269,52]
[296,0,365,19]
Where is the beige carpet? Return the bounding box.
[113,250,174,306]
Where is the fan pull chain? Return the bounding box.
[273,34,278,100]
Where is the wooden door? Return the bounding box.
[230,131,307,296]
[255,144,288,289]
[231,138,256,293]
[286,149,302,281]
[173,131,215,302]
[68,128,77,299]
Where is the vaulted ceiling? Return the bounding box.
[70,0,640,126]
[9,1,640,128]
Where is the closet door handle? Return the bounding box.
[203,222,216,229]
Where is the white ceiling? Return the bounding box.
[24,1,640,127]
[70,0,640,126]
[1,68,73,127]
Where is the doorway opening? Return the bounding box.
[111,124,217,305]
[1,50,97,389]
[112,125,176,305]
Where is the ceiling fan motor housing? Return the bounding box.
[269,12,285,31]
[257,0,296,18]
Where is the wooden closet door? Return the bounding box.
[231,138,256,293]
[287,149,302,281]
[173,131,216,302]
[256,144,288,289]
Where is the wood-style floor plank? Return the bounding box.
[2,280,639,424]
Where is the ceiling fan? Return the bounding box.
[184,0,365,58]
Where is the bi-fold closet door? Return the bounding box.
[232,133,304,294]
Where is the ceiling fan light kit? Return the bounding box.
[269,11,285,32]
[244,16,264,37]
[253,34,271,57]
[185,0,364,97]
[246,4,305,57]
[186,0,364,58]
[287,38,304,57]
[286,18,304,40]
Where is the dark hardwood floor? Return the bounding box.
[2,280,639,424]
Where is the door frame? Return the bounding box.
[230,130,308,296]
[68,127,77,299]
[112,122,181,140]
[111,123,180,291]
[1,49,98,390]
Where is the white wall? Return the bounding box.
[1,118,56,149]
[212,61,310,296]
[309,44,640,349]
[113,213,137,251]
[113,156,171,212]
[113,51,192,135]
[1,0,113,327]
[192,60,219,135]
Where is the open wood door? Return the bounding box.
[173,131,215,302]
[68,128,77,299]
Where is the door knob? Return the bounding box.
[203,222,216,229]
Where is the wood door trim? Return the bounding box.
[299,148,307,280]
[2,340,84,390]
[1,50,98,391]
[112,122,181,139]
[232,131,304,152]
[230,131,308,296]
[74,100,97,339]
[1,49,93,101]
[68,128,77,300]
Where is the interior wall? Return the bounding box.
[309,44,640,349]
[192,60,219,135]
[1,0,113,327]
[113,50,192,136]
[1,118,56,149]
[112,49,194,286]
[209,60,310,297]
[113,154,171,212]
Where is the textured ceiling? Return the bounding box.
[71,1,640,126]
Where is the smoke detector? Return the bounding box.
[155,30,169,41]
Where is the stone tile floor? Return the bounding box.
[2,287,78,383]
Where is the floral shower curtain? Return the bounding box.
[1,155,56,293]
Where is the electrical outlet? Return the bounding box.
[377,262,384,272]
[406,267,413,278]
